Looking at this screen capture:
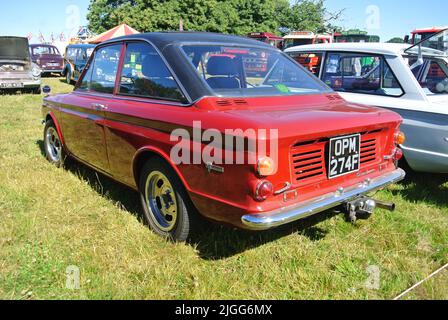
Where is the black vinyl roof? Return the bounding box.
[103,31,274,51]
[96,32,289,102]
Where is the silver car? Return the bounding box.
[0,36,41,94]
[285,30,448,173]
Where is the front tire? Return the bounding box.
[139,158,198,242]
[66,69,72,84]
[33,86,41,95]
[44,120,65,168]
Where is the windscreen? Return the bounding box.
[406,29,448,57]
[181,45,329,98]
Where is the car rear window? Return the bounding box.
[32,46,60,56]
[181,45,329,98]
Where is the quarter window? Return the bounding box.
[78,60,94,91]
[89,44,122,94]
[118,42,186,102]
[322,53,404,97]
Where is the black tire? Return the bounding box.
[43,120,66,168]
[139,157,198,242]
[66,69,72,84]
[33,86,41,95]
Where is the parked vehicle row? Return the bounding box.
[42,32,406,241]
[285,29,448,173]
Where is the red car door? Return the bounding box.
[103,41,190,186]
[59,43,123,173]
[59,93,109,171]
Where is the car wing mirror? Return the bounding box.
[42,86,51,95]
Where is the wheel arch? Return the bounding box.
[45,112,65,146]
[132,146,190,192]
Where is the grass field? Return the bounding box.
[0,78,447,300]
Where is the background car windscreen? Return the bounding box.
[32,46,60,56]
[181,45,329,97]
[0,37,30,60]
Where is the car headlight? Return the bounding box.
[31,63,41,78]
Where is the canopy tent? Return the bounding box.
[87,24,140,44]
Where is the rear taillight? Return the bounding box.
[393,148,404,161]
[254,181,274,202]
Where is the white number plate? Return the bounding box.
[0,82,24,88]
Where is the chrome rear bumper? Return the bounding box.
[242,168,406,231]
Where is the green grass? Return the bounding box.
[0,78,447,300]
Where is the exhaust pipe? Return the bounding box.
[375,200,396,212]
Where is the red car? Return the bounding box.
[42,33,405,241]
[30,44,64,76]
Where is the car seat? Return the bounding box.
[206,56,241,89]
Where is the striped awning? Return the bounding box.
[88,24,140,44]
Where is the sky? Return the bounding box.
[0,0,446,43]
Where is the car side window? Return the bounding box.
[89,44,122,94]
[118,42,186,102]
[77,49,87,62]
[66,48,76,60]
[322,53,404,97]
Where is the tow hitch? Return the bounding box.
[344,197,396,223]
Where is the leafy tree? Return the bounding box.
[87,0,342,36]
[387,37,405,44]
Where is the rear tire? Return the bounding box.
[43,120,66,168]
[139,158,198,242]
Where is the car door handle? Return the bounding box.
[91,103,108,111]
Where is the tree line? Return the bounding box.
[87,0,344,36]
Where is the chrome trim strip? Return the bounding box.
[242,168,406,230]
[401,145,448,158]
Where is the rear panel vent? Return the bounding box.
[233,99,248,105]
[291,141,327,184]
[360,137,378,165]
[215,99,232,107]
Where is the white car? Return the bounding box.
[285,30,448,173]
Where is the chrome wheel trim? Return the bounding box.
[45,127,62,163]
[145,171,178,232]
